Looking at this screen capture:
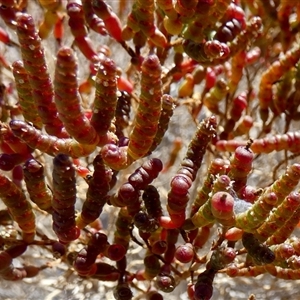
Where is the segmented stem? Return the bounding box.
[266,207,300,246]
[167,115,217,227]
[12,60,43,129]
[191,158,229,216]
[10,120,96,158]
[23,158,53,213]
[148,94,175,154]
[256,192,300,242]
[113,207,132,251]
[189,174,232,229]
[127,54,163,161]
[16,13,65,137]
[76,154,113,229]
[54,46,99,145]
[0,174,35,243]
[91,56,118,146]
[52,154,80,243]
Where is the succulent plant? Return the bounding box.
[1,1,300,299]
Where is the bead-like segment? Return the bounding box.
[9,120,96,158]
[167,159,194,228]
[127,54,163,161]
[0,174,35,243]
[174,242,194,263]
[23,158,53,213]
[12,60,43,129]
[225,227,243,241]
[0,153,15,172]
[16,13,65,137]
[76,154,113,228]
[211,191,235,222]
[67,0,89,37]
[228,145,254,194]
[163,15,183,36]
[91,57,118,146]
[216,131,300,153]
[52,154,80,243]
[151,239,167,255]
